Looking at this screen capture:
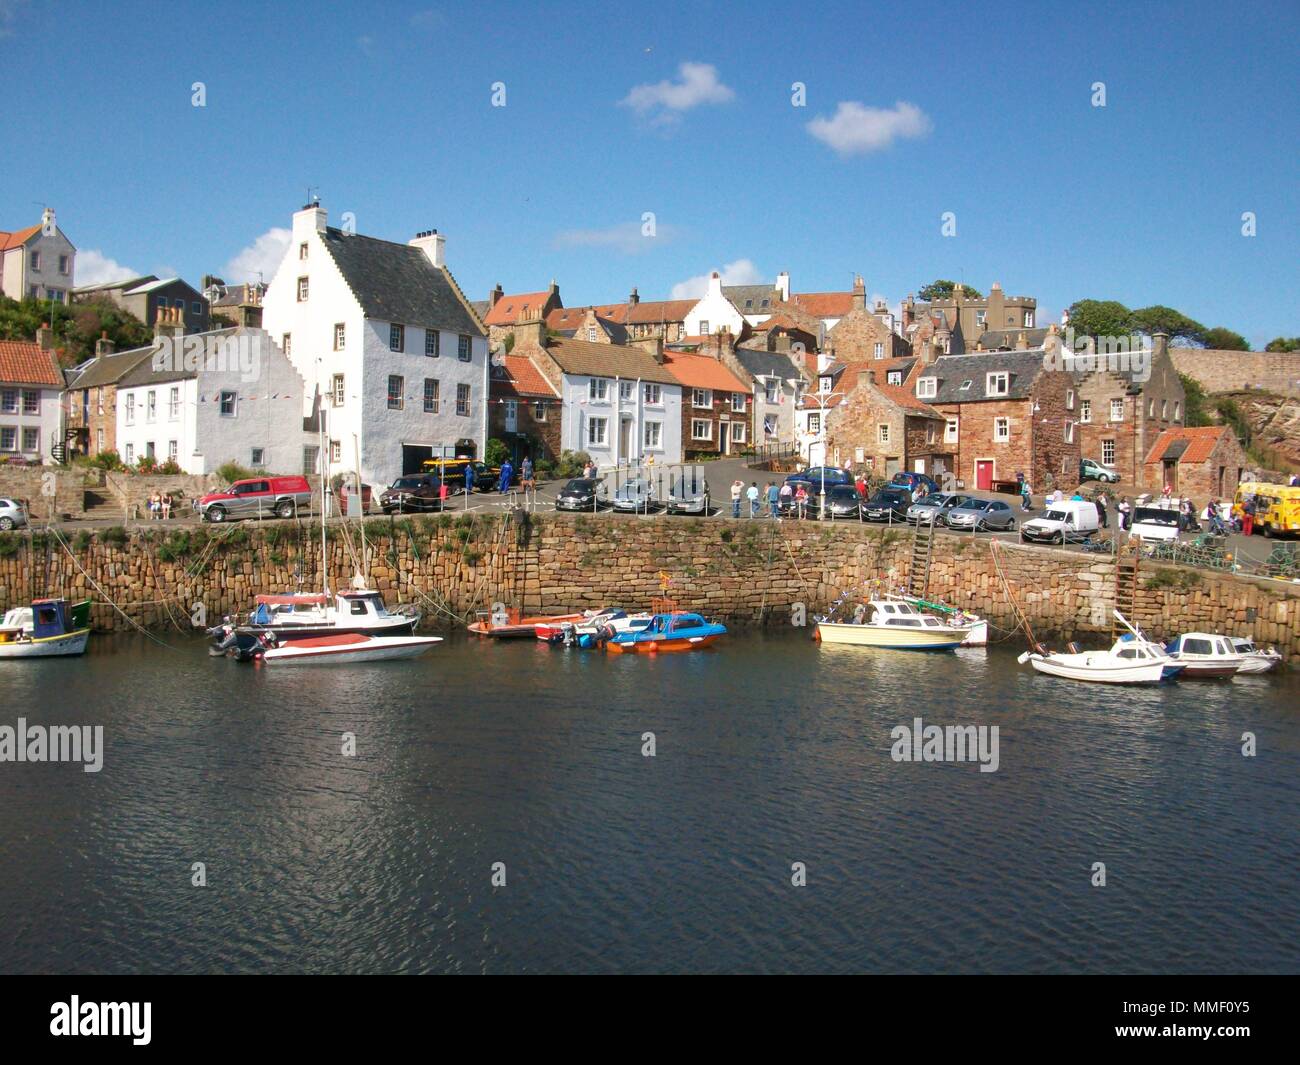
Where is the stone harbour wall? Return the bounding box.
[0,513,1296,659]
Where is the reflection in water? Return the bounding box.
[0,631,1296,973]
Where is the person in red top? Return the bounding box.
[855,475,867,498]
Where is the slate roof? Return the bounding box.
[920,350,1050,403]
[74,275,157,296]
[0,340,63,387]
[65,347,157,389]
[114,328,241,388]
[542,337,679,386]
[1144,426,1232,465]
[723,284,779,313]
[975,327,1051,351]
[733,346,803,382]
[320,228,484,336]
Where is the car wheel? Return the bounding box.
[276,501,295,519]
[1053,533,1063,545]
[0,517,13,531]
[207,505,227,523]
[1262,524,1273,539]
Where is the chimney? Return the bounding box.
[548,279,559,299]
[154,304,186,341]
[489,283,504,308]
[707,271,723,298]
[36,322,54,351]
[1152,331,1169,360]
[775,271,790,302]
[851,275,866,310]
[513,314,547,350]
[628,287,640,306]
[858,368,876,389]
[408,229,446,269]
[41,207,55,234]
[236,303,263,329]
[634,336,664,364]
[294,199,327,238]
[95,331,115,359]
[1015,331,1029,351]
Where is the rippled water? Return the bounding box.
[0,629,1296,974]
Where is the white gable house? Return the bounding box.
[683,271,747,338]
[261,203,489,488]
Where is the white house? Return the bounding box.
[113,326,309,475]
[261,202,489,487]
[795,363,848,463]
[682,271,747,338]
[0,336,65,463]
[732,345,804,448]
[1,209,75,304]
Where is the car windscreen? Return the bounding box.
[563,480,594,492]
[918,493,947,506]
[391,478,426,489]
[1043,509,1069,522]
[828,486,857,499]
[871,491,906,504]
[1134,508,1179,526]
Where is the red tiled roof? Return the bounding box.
[0,340,63,386]
[0,225,41,252]
[483,291,553,326]
[1144,426,1231,466]
[788,292,855,318]
[752,312,809,332]
[625,298,695,324]
[493,354,559,398]
[661,352,748,393]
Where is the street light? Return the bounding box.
[805,390,847,520]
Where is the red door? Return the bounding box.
[976,461,993,491]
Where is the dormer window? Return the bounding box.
[986,372,1009,396]
[916,377,937,399]
[887,371,902,386]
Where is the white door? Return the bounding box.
[619,416,633,462]
[914,458,925,473]
[504,400,517,433]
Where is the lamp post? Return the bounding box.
[806,390,847,520]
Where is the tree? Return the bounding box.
[1064,299,1133,339]
[918,280,982,301]
[1265,337,1300,352]
[1129,305,1205,345]
[1178,374,1213,427]
[484,438,510,468]
[1201,326,1250,351]
[0,295,151,366]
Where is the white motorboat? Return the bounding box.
[1230,637,1283,674]
[1164,632,1247,679]
[537,609,655,648]
[1018,610,1183,684]
[900,595,988,646]
[0,599,92,659]
[816,598,968,650]
[258,631,442,664]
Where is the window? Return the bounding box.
[588,379,608,401]
[251,447,265,466]
[29,251,40,271]
[22,427,37,452]
[1080,399,1092,423]
[504,399,517,423]
[297,276,309,301]
[124,394,135,424]
[764,379,779,403]
[994,417,1010,442]
[887,371,902,386]
[878,423,890,444]
[425,330,440,357]
[532,401,546,421]
[763,414,778,437]
[1110,398,1124,422]
[587,416,608,446]
[698,319,709,334]
[124,443,134,464]
[1066,389,1075,410]
[390,324,405,352]
[423,378,439,413]
[192,301,202,315]
[693,388,712,408]
[334,323,346,350]
[59,255,70,274]
[819,377,832,394]
[1174,401,1181,421]
[219,391,237,416]
[691,419,713,441]
[156,297,168,309]
[96,429,103,452]
[986,372,1009,396]
[168,440,178,461]
[458,335,472,361]
[643,420,662,448]
[456,382,470,416]
[282,333,292,356]
[1102,439,1116,466]
[330,440,342,463]
[96,388,103,415]
[387,375,404,410]
[0,389,14,413]
[1024,310,1034,327]
[0,428,15,451]
[730,421,746,443]
[298,242,309,260]
[959,380,972,391]
[874,342,884,358]
[926,423,937,445]
[21,389,38,414]
[731,393,746,412]
[1161,400,1168,419]
[169,387,180,420]
[332,374,345,407]
[808,413,821,434]
[619,381,634,402]
[976,310,987,326]
[146,391,156,422]
[916,377,937,399]
[945,418,959,443]
[644,384,661,405]
[1065,422,1075,443]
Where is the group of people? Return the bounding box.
[731,479,802,519]
[146,491,173,520]
[494,456,535,494]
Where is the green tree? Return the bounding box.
[1064,299,1133,339]
[918,280,982,301]
[1265,336,1300,352]
[1200,326,1250,351]
[1178,374,1213,427]
[0,294,152,366]
[1129,305,1205,344]
[484,438,510,468]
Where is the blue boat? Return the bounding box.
[605,612,726,654]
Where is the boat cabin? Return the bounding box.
[0,598,89,641]
[864,601,951,629]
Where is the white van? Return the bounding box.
[1020,499,1101,545]
[1129,503,1182,545]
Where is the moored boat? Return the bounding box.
[470,608,587,639]
[815,597,967,650]
[1018,611,1183,684]
[1230,637,1283,674]
[0,598,92,659]
[899,594,988,646]
[1164,632,1247,679]
[604,611,726,653]
[258,631,442,664]
[537,609,655,648]
[208,589,419,653]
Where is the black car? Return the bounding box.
[555,477,607,511]
[380,474,444,513]
[805,484,863,520]
[785,466,853,494]
[861,487,912,522]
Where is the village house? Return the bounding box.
[488,352,563,467]
[65,333,156,459]
[261,202,489,487]
[823,357,946,478]
[546,304,630,344]
[0,332,65,464]
[74,275,210,333]
[796,361,851,464]
[1142,425,1248,501]
[505,317,683,467]
[907,281,1036,343]
[732,344,805,449]
[203,278,268,329]
[661,348,751,458]
[827,278,911,362]
[1,208,75,304]
[682,272,750,340]
[479,282,563,350]
[110,323,308,476]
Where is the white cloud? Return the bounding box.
[553,221,679,256]
[806,100,932,156]
[670,259,764,300]
[620,62,735,125]
[224,227,291,284]
[75,249,141,286]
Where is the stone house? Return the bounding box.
[545,305,630,344]
[0,334,65,464]
[1142,425,1248,500]
[260,202,490,487]
[661,349,751,458]
[65,333,157,459]
[488,353,563,467]
[506,318,683,467]
[682,272,750,339]
[1,208,75,304]
[921,347,1079,493]
[74,275,210,333]
[480,282,563,350]
[732,345,805,448]
[907,281,1036,343]
[827,279,911,362]
[824,359,946,478]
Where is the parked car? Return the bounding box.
[555,477,607,511]
[861,487,912,523]
[421,457,506,491]
[1020,499,1100,544]
[806,484,863,520]
[380,474,444,514]
[1080,458,1119,483]
[0,497,28,531]
[196,476,313,523]
[1128,503,1182,545]
[665,472,710,515]
[786,467,853,493]
[890,471,940,498]
[945,498,1017,532]
[610,478,659,512]
[906,492,969,525]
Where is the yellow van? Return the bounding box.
[1234,482,1300,537]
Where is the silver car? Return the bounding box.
[906,492,969,526]
[945,497,1017,532]
[0,497,28,531]
[665,473,710,515]
[610,478,660,512]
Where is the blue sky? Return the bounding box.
[2,0,1297,343]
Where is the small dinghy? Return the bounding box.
[258,631,442,664]
[1164,632,1246,679]
[537,609,655,648]
[470,608,587,639]
[1229,637,1283,674]
[1018,611,1183,684]
[605,611,726,653]
[0,598,92,658]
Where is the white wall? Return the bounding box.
[0,384,61,463]
[560,374,682,467]
[684,273,746,337]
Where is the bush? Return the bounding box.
[554,450,592,479]
[485,438,510,468]
[156,459,183,475]
[89,449,125,472]
[101,526,128,545]
[216,461,258,484]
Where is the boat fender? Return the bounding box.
[1016,651,1031,664]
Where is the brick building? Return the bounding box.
[827,289,911,363]
[1142,425,1248,500]
[480,282,564,349]
[661,350,751,457]
[488,353,563,466]
[824,359,946,477]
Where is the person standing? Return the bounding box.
[1117,496,1131,531]
[746,481,760,518]
[464,462,476,495]
[767,481,780,518]
[730,479,743,519]
[1020,479,1033,513]
[520,456,534,491]
[1242,495,1256,536]
[498,459,513,494]
[795,483,808,519]
[1096,492,1108,529]
[779,480,793,515]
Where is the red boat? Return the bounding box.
[468,607,586,639]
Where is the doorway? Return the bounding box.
[976,460,994,491]
[403,444,434,475]
[619,416,633,462]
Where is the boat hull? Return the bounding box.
[1173,658,1243,679]
[1236,653,1281,674]
[0,627,90,658]
[261,633,442,663]
[471,613,586,639]
[239,615,418,639]
[1025,654,1179,684]
[815,621,964,650]
[606,632,722,653]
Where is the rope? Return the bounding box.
[988,538,1037,647]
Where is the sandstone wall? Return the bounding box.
[1170,348,1300,396]
[0,466,84,520]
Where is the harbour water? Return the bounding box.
[1,631,1297,974]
